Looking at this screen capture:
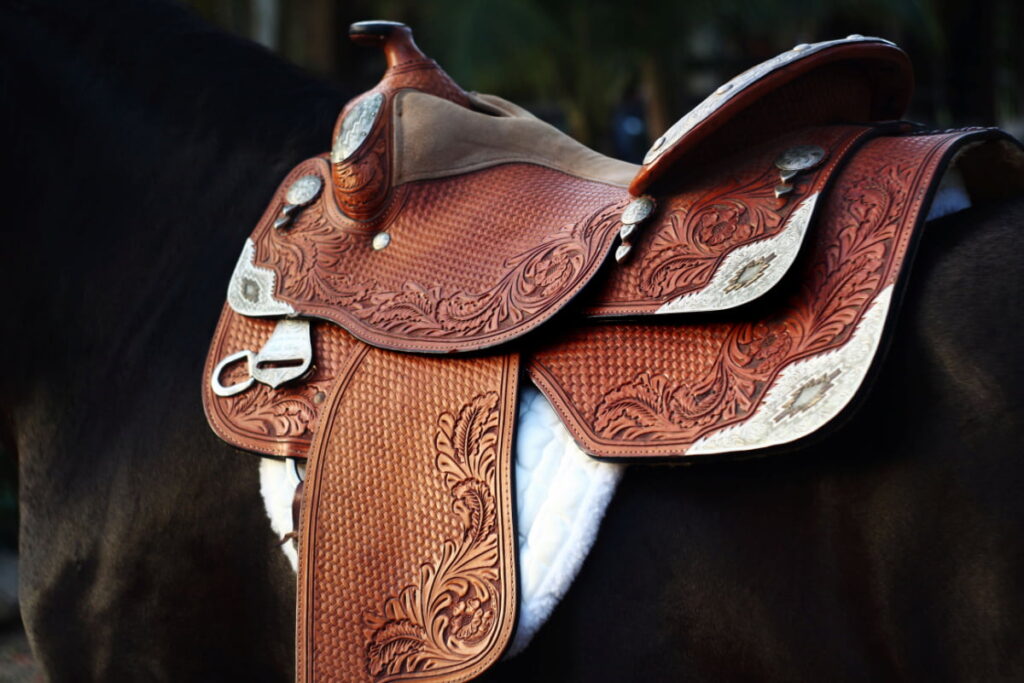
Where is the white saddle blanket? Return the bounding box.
[260,385,624,656]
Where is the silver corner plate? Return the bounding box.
[226,239,296,317]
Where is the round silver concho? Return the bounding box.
[285,175,323,207]
[775,145,827,173]
[621,196,656,225]
[371,232,391,251]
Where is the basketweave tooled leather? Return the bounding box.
[246,156,629,354]
[203,120,866,457]
[230,39,914,356]
[296,350,519,682]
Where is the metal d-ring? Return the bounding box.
[211,349,256,397]
[210,319,313,398]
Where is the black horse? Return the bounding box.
[2,1,1023,680]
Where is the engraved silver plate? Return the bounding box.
[331,92,385,164]
[688,286,893,454]
[285,175,323,206]
[209,320,312,397]
[657,193,819,314]
[642,36,892,166]
[227,238,296,317]
[619,222,638,242]
[251,319,312,388]
[621,196,656,225]
[775,145,827,172]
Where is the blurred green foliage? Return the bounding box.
[186,0,1022,152]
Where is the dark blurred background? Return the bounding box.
[184,0,1023,161]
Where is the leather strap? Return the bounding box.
[297,346,519,681]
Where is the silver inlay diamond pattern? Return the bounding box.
[656,193,819,314]
[688,286,893,454]
[226,238,296,317]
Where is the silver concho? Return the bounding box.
[622,196,656,225]
[615,195,656,265]
[285,175,323,207]
[275,175,324,230]
[775,145,826,172]
[331,92,385,164]
[371,232,391,250]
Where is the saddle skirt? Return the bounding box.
[202,20,1024,682]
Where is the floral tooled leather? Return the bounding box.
[331,23,470,220]
[201,305,361,458]
[364,392,505,677]
[332,105,393,221]
[297,350,518,682]
[250,158,628,353]
[530,130,993,458]
[587,125,873,315]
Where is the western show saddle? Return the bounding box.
[202,21,1024,681]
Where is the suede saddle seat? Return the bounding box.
[201,21,1024,682]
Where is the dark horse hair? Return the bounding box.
[2,1,1024,681]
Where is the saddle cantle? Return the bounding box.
[202,20,1024,681]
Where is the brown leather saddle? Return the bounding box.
[202,21,1024,681]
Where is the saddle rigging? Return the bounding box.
[202,20,1024,681]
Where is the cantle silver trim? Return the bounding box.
[643,36,893,166]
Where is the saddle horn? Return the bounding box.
[348,21,426,70]
[328,21,472,220]
[347,20,471,105]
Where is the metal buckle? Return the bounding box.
[251,319,313,388]
[210,319,313,397]
[211,350,256,397]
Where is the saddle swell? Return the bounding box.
[201,21,1024,682]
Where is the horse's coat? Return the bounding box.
[3,1,1024,680]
